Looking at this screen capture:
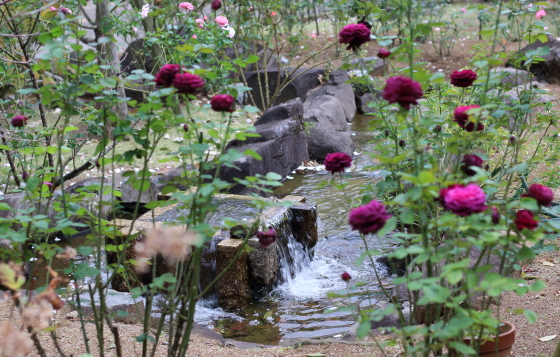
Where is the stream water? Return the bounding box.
[194,115,398,345]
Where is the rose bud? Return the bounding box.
[11,115,28,127]
[434,125,442,133]
[22,171,29,181]
[484,164,490,171]
[491,206,500,224]
[95,160,100,168]
[509,135,516,144]
[256,227,277,248]
[399,139,406,147]
[210,94,235,112]
[42,181,54,191]
[341,271,352,281]
[183,124,189,132]
[377,48,391,59]
[384,129,390,137]
[211,0,222,10]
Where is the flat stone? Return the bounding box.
[78,288,145,324]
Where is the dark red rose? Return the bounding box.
[377,48,391,59]
[382,76,423,110]
[522,183,554,207]
[341,271,351,281]
[348,200,392,235]
[183,124,189,132]
[453,105,484,132]
[324,152,352,175]
[461,154,484,176]
[155,64,183,87]
[211,0,222,10]
[171,72,205,94]
[357,16,372,29]
[398,139,406,147]
[338,23,371,51]
[491,206,500,224]
[22,171,29,181]
[509,135,516,144]
[440,183,487,217]
[95,160,100,168]
[515,209,538,230]
[256,227,277,248]
[11,115,28,127]
[210,94,235,112]
[450,69,477,87]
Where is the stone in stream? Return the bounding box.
[289,202,318,251]
[216,238,252,310]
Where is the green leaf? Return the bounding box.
[356,320,371,339]
[448,341,477,355]
[100,78,117,88]
[524,309,538,323]
[245,55,260,64]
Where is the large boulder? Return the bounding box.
[304,70,356,122]
[491,67,534,87]
[304,95,348,132]
[254,98,303,126]
[245,68,324,110]
[307,129,354,161]
[219,118,309,194]
[508,35,560,84]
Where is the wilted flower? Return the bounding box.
[21,301,53,332]
[536,9,546,19]
[338,23,371,51]
[256,227,277,248]
[382,76,423,110]
[0,321,33,357]
[222,26,235,38]
[11,115,28,127]
[179,2,194,10]
[215,15,228,26]
[377,48,391,59]
[210,94,235,112]
[341,271,351,281]
[139,4,150,18]
[515,210,538,230]
[171,72,205,94]
[450,69,477,87]
[349,200,392,235]
[522,183,554,207]
[453,105,484,132]
[440,183,487,217]
[56,246,77,260]
[461,154,484,176]
[211,0,222,10]
[324,152,352,174]
[135,226,202,273]
[155,64,183,87]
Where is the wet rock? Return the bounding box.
[216,238,252,310]
[508,34,560,84]
[254,98,303,126]
[247,238,278,286]
[304,70,356,123]
[78,288,145,324]
[307,128,355,162]
[218,119,309,194]
[289,203,318,250]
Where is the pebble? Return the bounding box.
[66,311,79,319]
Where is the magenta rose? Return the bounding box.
[256,227,277,248]
[155,64,183,87]
[324,152,352,175]
[453,105,484,132]
[514,210,538,230]
[450,69,477,87]
[171,72,205,94]
[210,94,235,112]
[338,23,371,51]
[211,0,222,10]
[382,76,423,110]
[461,154,484,176]
[440,183,487,217]
[348,200,392,235]
[11,115,29,127]
[522,183,554,207]
[377,48,391,59]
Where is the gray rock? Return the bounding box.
[304,95,348,132]
[246,49,280,73]
[503,81,558,105]
[508,34,560,84]
[307,128,355,161]
[78,288,145,324]
[254,98,303,126]
[491,67,534,87]
[216,238,252,310]
[356,92,378,114]
[247,238,278,286]
[150,165,194,196]
[219,119,309,194]
[289,203,318,251]
[304,70,356,123]
[120,177,158,204]
[349,56,386,76]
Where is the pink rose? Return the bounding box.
[440,183,487,217]
[522,183,554,207]
[196,18,205,28]
[179,2,194,11]
[536,9,546,20]
[215,15,228,26]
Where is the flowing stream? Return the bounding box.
[194,115,398,344]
